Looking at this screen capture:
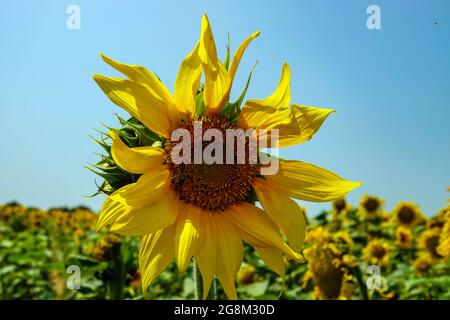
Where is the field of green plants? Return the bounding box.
[0,197,449,300]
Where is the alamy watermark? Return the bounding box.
[66,5,81,30]
[367,5,381,30]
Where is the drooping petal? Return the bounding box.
[265,159,363,202]
[279,105,335,146]
[140,224,176,296]
[109,130,166,174]
[110,188,179,236]
[227,202,303,261]
[174,42,202,117]
[228,31,260,83]
[198,15,231,114]
[93,75,176,138]
[121,168,171,207]
[96,184,135,232]
[174,204,204,272]
[245,63,291,109]
[194,213,217,299]
[253,179,307,252]
[214,214,243,300]
[254,246,285,278]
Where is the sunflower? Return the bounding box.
[304,228,353,300]
[391,201,425,228]
[437,210,450,258]
[359,195,384,219]
[418,227,443,259]
[331,198,351,218]
[362,239,391,267]
[413,252,435,273]
[395,226,413,249]
[92,15,361,299]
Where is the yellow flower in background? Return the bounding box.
[418,227,443,259]
[362,239,391,267]
[92,15,361,299]
[437,210,450,258]
[359,195,384,219]
[395,226,413,249]
[413,252,435,273]
[331,198,351,218]
[236,264,256,284]
[304,227,353,300]
[391,201,425,228]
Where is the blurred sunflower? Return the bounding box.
[236,263,256,284]
[362,239,391,267]
[437,210,450,258]
[304,228,354,300]
[419,227,443,259]
[413,252,434,273]
[391,202,425,228]
[331,198,351,217]
[92,15,361,299]
[359,195,384,219]
[395,226,413,249]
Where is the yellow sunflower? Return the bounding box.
[413,252,435,273]
[437,210,450,258]
[304,234,353,299]
[362,239,391,267]
[359,195,384,219]
[92,15,361,299]
[331,198,351,218]
[418,227,443,259]
[395,226,413,249]
[391,201,425,228]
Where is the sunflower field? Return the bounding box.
[1,197,448,300]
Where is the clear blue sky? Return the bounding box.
[1,0,449,216]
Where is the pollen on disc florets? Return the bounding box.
[164,115,260,211]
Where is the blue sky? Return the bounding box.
[0,0,449,216]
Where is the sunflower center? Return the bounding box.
[165,115,259,211]
[425,235,441,258]
[363,198,380,213]
[333,198,347,213]
[398,206,415,224]
[371,245,386,259]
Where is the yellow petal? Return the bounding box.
[109,130,166,174]
[140,224,175,296]
[198,15,231,114]
[100,54,175,109]
[121,167,171,207]
[228,31,260,83]
[194,213,217,299]
[110,188,179,236]
[214,214,243,300]
[245,63,291,109]
[255,246,285,278]
[93,75,176,138]
[96,184,134,231]
[265,159,363,202]
[174,204,204,272]
[253,179,307,252]
[238,104,300,147]
[227,203,303,261]
[279,105,335,146]
[174,42,202,118]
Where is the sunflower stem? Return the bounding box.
[352,265,369,300]
[192,258,203,300]
[192,258,218,300]
[108,242,124,299]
